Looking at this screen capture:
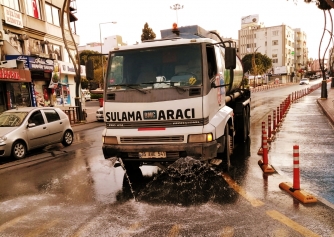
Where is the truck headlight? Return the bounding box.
[188,133,213,143]
[103,136,118,144]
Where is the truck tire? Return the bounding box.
[242,106,250,141]
[218,125,231,171]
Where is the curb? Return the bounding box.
[317,99,334,126]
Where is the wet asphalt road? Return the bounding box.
[0,79,334,236]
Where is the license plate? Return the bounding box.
[139,152,167,158]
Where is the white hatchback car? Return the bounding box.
[0,107,73,159]
[299,78,310,85]
[96,107,104,121]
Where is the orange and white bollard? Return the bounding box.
[257,122,265,155]
[293,145,300,190]
[279,145,317,203]
[272,110,276,134]
[268,115,272,143]
[276,107,280,128]
[258,130,275,173]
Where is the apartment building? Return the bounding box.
[0,0,84,113]
[78,35,126,54]
[238,15,308,83]
[294,28,308,74]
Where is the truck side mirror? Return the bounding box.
[225,47,236,70]
[86,60,94,80]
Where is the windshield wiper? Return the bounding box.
[109,84,147,94]
[141,81,187,92]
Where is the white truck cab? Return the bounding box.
[87,25,251,172]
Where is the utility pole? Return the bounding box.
[60,0,83,122]
[170,3,183,24]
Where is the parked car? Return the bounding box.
[299,78,310,85]
[0,107,73,159]
[82,89,91,101]
[96,107,104,121]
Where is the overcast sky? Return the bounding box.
[75,0,333,59]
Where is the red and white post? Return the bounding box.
[279,145,317,203]
[268,115,272,142]
[293,145,300,190]
[258,129,275,173]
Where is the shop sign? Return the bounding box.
[0,68,32,82]
[0,68,20,79]
[29,57,54,71]
[58,61,86,76]
[4,7,23,28]
[5,55,54,71]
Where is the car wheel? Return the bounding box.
[62,130,73,146]
[12,141,27,160]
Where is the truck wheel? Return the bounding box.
[242,106,250,141]
[218,125,231,171]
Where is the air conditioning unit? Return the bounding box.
[0,30,9,41]
[49,53,57,59]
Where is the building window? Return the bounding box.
[265,41,267,46]
[272,54,277,58]
[273,31,278,36]
[273,59,278,63]
[45,3,60,26]
[25,0,42,19]
[272,40,278,46]
[1,0,20,11]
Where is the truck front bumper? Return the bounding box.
[102,141,218,162]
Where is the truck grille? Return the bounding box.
[120,135,184,143]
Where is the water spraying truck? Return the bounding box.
[89,24,251,171]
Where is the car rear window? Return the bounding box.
[44,109,60,123]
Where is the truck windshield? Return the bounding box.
[106,44,202,91]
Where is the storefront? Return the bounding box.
[56,61,86,107]
[0,68,32,113]
[6,55,55,107]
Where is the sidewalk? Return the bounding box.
[317,82,334,126]
[61,106,100,127]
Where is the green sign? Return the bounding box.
[291,51,295,55]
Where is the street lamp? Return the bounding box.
[170,4,183,24]
[99,21,117,85]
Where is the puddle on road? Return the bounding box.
[117,157,238,206]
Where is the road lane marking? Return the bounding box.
[168,224,180,237]
[25,219,59,237]
[222,173,264,207]
[0,215,27,232]
[266,210,321,237]
[220,226,234,237]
